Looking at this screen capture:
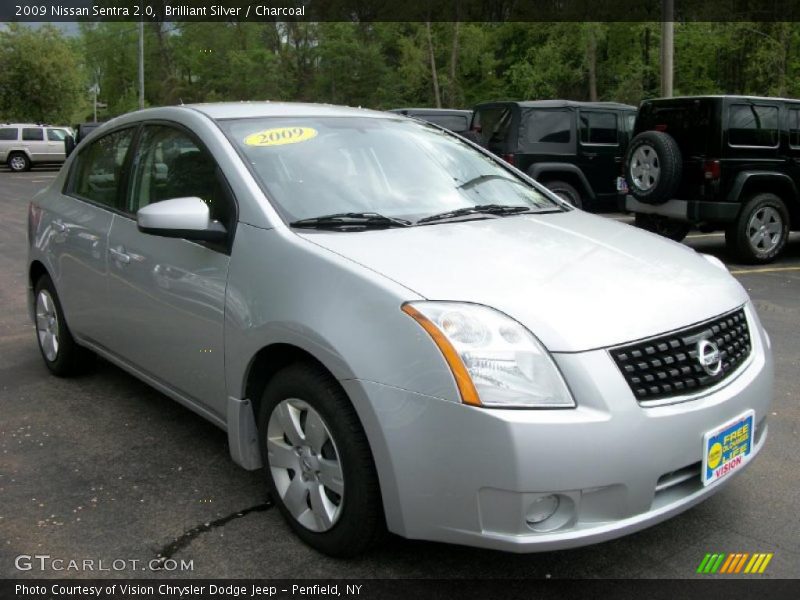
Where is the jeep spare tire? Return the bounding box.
[625,131,682,204]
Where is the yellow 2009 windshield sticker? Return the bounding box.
[244,127,318,147]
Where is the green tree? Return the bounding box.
[0,24,87,123]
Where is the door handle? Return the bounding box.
[584,153,598,159]
[109,247,131,264]
[52,220,67,233]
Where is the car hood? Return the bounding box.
[298,211,748,352]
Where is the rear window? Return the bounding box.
[522,109,572,145]
[728,104,779,147]
[0,128,18,141]
[22,128,44,141]
[579,112,617,145]
[636,100,715,154]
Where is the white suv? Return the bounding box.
[0,123,72,172]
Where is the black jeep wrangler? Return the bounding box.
[470,100,637,209]
[625,95,798,263]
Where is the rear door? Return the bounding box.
[577,110,621,198]
[105,123,235,417]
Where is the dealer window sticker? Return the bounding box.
[244,127,318,147]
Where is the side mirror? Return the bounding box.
[136,197,227,242]
[64,134,76,157]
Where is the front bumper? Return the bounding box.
[625,195,741,224]
[343,305,773,552]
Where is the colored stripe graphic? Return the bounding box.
[758,554,773,573]
[720,553,736,573]
[698,552,772,574]
[734,553,749,573]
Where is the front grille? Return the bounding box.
[610,308,751,403]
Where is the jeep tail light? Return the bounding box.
[502,153,516,166]
[703,160,721,181]
[655,124,668,132]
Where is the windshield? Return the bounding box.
[219,116,561,224]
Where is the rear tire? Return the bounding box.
[725,193,789,264]
[33,275,95,376]
[8,152,31,172]
[544,180,582,208]
[257,362,384,557]
[634,213,691,242]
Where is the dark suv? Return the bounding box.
[470,100,637,209]
[388,108,473,134]
[625,95,799,263]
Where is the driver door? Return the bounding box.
[105,124,236,419]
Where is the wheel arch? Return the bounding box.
[27,260,50,322]
[728,172,798,229]
[227,340,403,530]
[527,163,595,200]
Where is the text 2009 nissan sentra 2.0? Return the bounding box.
[26,103,773,556]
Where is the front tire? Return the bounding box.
[8,152,31,172]
[725,193,790,264]
[634,213,691,242]
[34,275,94,376]
[544,180,582,208]
[257,362,384,557]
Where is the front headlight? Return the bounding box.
[402,302,574,408]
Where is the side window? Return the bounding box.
[790,108,800,147]
[728,104,778,147]
[0,128,18,141]
[579,112,618,145]
[47,128,67,142]
[523,109,571,144]
[70,128,135,208]
[22,128,44,141]
[129,125,232,228]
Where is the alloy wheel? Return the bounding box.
[266,398,344,532]
[35,290,60,362]
[629,145,660,191]
[9,155,27,171]
[746,206,783,254]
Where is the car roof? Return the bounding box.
[475,100,636,111]
[388,108,473,115]
[643,94,800,104]
[0,123,69,127]
[184,102,396,120]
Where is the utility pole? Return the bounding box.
[138,20,145,109]
[660,0,674,97]
[92,83,98,122]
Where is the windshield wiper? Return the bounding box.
[416,204,542,225]
[290,212,412,230]
[456,173,526,190]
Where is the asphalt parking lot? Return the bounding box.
[1,167,798,579]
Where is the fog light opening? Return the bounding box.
[525,494,560,526]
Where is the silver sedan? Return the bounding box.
[27,102,773,555]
